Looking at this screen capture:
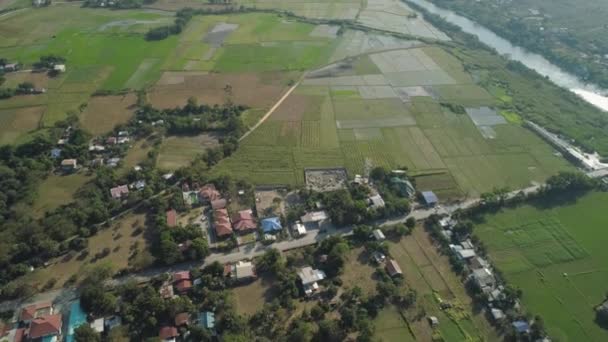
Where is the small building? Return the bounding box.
[261,217,282,234]
[106,137,117,145]
[20,302,53,323]
[369,194,385,209]
[232,210,257,233]
[385,259,403,277]
[439,217,456,229]
[159,326,179,342]
[61,159,78,171]
[1,63,19,72]
[28,314,63,341]
[166,209,177,228]
[53,64,66,73]
[117,137,130,144]
[118,131,129,137]
[390,177,415,198]
[199,184,221,202]
[198,312,215,330]
[293,222,307,236]
[300,211,328,227]
[213,209,233,238]
[133,180,146,191]
[456,249,476,260]
[490,308,505,321]
[372,251,386,264]
[174,313,190,327]
[211,199,227,210]
[162,173,174,181]
[298,266,326,297]
[428,316,439,327]
[372,229,385,241]
[421,191,438,207]
[110,185,129,199]
[107,157,121,168]
[173,271,192,294]
[471,268,495,289]
[159,282,175,299]
[512,321,530,334]
[88,145,105,152]
[90,318,105,333]
[234,261,256,281]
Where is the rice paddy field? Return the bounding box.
[213,36,573,198]
[474,192,608,341]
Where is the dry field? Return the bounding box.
[157,133,221,170]
[80,93,137,135]
[0,106,45,145]
[148,71,290,109]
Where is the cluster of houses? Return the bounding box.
[439,216,534,336]
[0,62,20,72]
[89,131,131,169]
[0,300,121,342]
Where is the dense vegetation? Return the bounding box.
[428,0,608,89]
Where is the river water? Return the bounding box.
[407,0,608,112]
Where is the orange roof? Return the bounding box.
[214,208,229,218]
[211,199,227,209]
[28,314,62,339]
[173,271,190,282]
[20,302,52,321]
[166,209,177,227]
[199,184,220,201]
[174,279,192,293]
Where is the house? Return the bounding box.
[53,64,66,73]
[456,249,476,260]
[174,313,190,327]
[213,209,233,238]
[117,137,130,144]
[211,199,227,210]
[386,259,403,277]
[133,180,146,191]
[159,282,175,299]
[173,271,192,293]
[372,251,386,264]
[28,314,62,340]
[90,318,104,333]
[298,267,326,296]
[512,321,530,334]
[162,173,174,181]
[166,209,177,228]
[110,185,129,199]
[88,145,105,152]
[20,302,53,323]
[91,158,104,167]
[261,217,282,234]
[428,316,439,327]
[468,256,490,271]
[390,177,415,198]
[471,268,495,289]
[421,191,438,206]
[293,222,307,236]
[369,194,385,209]
[118,131,129,137]
[234,261,256,281]
[490,308,505,321]
[439,217,456,229]
[159,326,179,342]
[60,159,78,171]
[1,63,19,72]
[460,239,474,250]
[352,174,367,185]
[106,137,117,145]
[199,184,221,202]
[300,211,329,227]
[372,229,385,241]
[232,210,257,233]
[50,148,62,159]
[198,312,215,330]
[57,138,67,145]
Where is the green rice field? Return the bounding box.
[474,192,608,341]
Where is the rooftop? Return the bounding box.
[386,259,403,277]
[298,266,326,285]
[28,314,62,339]
[421,191,438,205]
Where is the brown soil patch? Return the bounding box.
[144,0,232,11]
[149,72,288,109]
[0,105,45,145]
[80,93,137,135]
[268,93,309,122]
[3,71,50,89]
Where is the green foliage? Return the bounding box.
[74,324,101,342]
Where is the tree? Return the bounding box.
[80,283,117,316]
[74,324,101,342]
[287,321,313,342]
[315,319,345,342]
[405,217,416,229]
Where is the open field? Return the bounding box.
[238,0,361,20]
[475,192,608,341]
[213,43,573,196]
[20,213,152,290]
[232,277,276,316]
[0,105,45,145]
[32,172,93,216]
[119,138,155,173]
[80,94,137,135]
[157,133,221,170]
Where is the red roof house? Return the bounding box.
[232,210,257,233]
[20,302,53,322]
[211,198,227,210]
[159,326,179,341]
[199,184,221,202]
[28,314,62,340]
[110,185,129,199]
[166,209,177,227]
[214,209,233,237]
[173,271,192,293]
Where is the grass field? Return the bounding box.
[20,213,153,290]
[80,94,137,135]
[32,172,93,216]
[157,133,221,170]
[474,192,608,341]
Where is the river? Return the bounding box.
[407,0,608,112]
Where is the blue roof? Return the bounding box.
[421,191,438,205]
[261,217,282,233]
[199,311,215,329]
[512,321,529,333]
[50,148,62,158]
